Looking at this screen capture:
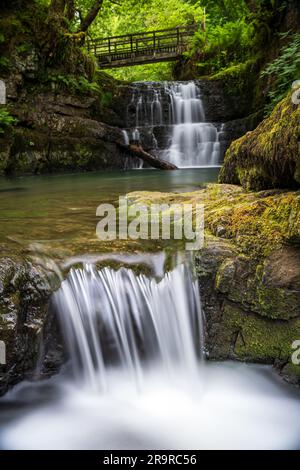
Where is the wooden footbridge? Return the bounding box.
[87,25,196,69]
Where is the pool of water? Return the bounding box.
[0,168,219,259]
[0,362,299,450]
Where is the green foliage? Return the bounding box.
[48,73,100,94]
[0,0,295,91]
[192,17,255,75]
[88,0,203,81]
[261,34,300,115]
[16,42,33,54]
[208,58,258,94]
[0,108,17,134]
[110,63,173,82]
[100,91,112,107]
[185,0,288,79]
[0,57,10,72]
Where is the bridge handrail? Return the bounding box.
[87,25,197,46]
[88,25,197,68]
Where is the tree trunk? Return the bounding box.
[79,0,104,32]
[66,0,75,21]
[118,143,178,170]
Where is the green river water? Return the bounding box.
[0,168,219,260]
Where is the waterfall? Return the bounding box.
[125,81,223,168]
[3,260,300,450]
[53,262,203,391]
[164,83,221,167]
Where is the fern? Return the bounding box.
[261,33,300,114]
[0,108,17,134]
[49,74,100,95]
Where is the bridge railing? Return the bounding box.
[87,25,196,65]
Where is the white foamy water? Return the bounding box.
[163,82,221,167]
[1,362,300,450]
[124,81,223,168]
[1,264,300,450]
[54,263,203,391]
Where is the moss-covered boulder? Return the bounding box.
[219,93,300,190]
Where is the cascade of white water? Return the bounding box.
[163,82,221,167]
[124,81,223,168]
[121,130,130,145]
[54,263,203,391]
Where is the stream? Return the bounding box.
[0,81,299,450]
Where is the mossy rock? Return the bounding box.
[214,301,300,363]
[219,92,300,190]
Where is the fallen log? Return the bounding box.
[117,142,178,170]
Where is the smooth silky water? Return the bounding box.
[123,81,224,168]
[0,258,300,450]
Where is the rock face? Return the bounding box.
[197,241,300,377]
[1,80,132,175]
[0,35,140,175]
[219,92,300,190]
[198,79,261,162]
[0,257,57,395]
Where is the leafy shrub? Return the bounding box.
[0,56,10,71]
[100,91,113,107]
[49,74,100,95]
[192,18,255,75]
[0,108,17,134]
[261,34,300,114]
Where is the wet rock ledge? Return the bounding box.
[0,257,62,396]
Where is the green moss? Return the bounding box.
[282,362,300,382]
[208,58,258,95]
[220,92,300,190]
[222,302,300,362]
[236,166,269,191]
[215,258,236,293]
[294,158,300,184]
[128,185,300,259]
